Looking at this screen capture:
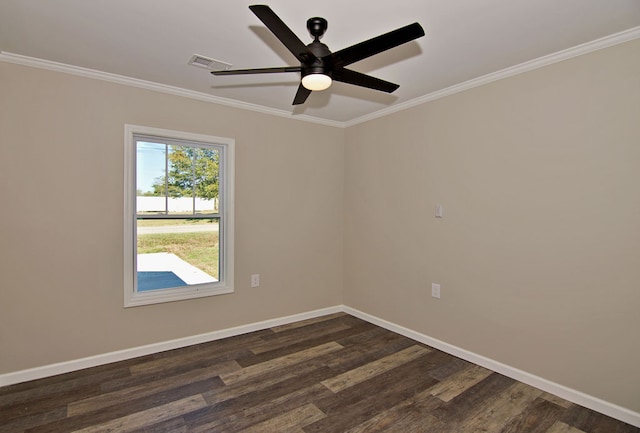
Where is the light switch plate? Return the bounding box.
[431,283,441,298]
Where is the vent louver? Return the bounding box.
[188,54,232,70]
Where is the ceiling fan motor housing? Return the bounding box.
[302,39,332,79]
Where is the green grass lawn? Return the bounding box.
[137,231,219,279]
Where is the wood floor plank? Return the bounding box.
[126,330,270,377]
[323,327,421,375]
[307,354,442,433]
[238,403,326,433]
[232,384,332,429]
[249,321,353,355]
[194,383,334,433]
[235,320,376,369]
[203,361,329,406]
[128,416,187,433]
[0,407,67,433]
[428,355,471,381]
[428,364,493,402]
[343,389,444,433]
[101,358,240,393]
[0,383,99,422]
[431,373,516,426]
[127,346,248,377]
[456,382,543,432]
[560,404,640,433]
[24,378,219,433]
[270,312,347,333]
[219,341,343,385]
[321,345,431,393]
[499,397,567,433]
[545,421,587,433]
[67,364,232,416]
[0,367,130,407]
[0,361,136,398]
[70,394,207,433]
[193,366,336,431]
[540,392,573,409]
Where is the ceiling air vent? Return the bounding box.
[188,54,232,71]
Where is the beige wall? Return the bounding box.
[0,62,345,373]
[344,39,640,411]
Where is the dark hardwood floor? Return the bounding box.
[1,313,637,432]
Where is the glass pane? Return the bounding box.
[137,142,167,214]
[194,147,220,214]
[136,218,219,292]
[166,145,195,215]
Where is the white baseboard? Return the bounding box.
[0,306,342,388]
[342,306,640,428]
[1,304,637,428]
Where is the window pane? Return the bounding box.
[167,145,195,215]
[136,218,219,291]
[137,142,167,214]
[194,147,220,214]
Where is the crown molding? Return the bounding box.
[344,25,640,127]
[2,25,639,129]
[0,51,344,129]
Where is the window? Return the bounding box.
[124,125,234,307]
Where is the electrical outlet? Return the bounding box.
[251,274,260,288]
[431,283,441,299]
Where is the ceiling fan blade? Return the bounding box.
[211,66,301,75]
[325,22,424,68]
[332,68,399,93]
[249,5,316,63]
[292,84,312,105]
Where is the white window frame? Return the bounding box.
[124,124,234,307]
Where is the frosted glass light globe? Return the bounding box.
[302,73,332,91]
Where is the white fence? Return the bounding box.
[137,196,217,213]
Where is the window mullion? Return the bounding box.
[192,149,196,215]
[164,143,169,215]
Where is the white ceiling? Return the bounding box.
[1,0,639,124]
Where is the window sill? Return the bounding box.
[124,284,234,308]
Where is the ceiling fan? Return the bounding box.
[211,5,425,105]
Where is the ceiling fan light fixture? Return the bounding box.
[302,73,332,91]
